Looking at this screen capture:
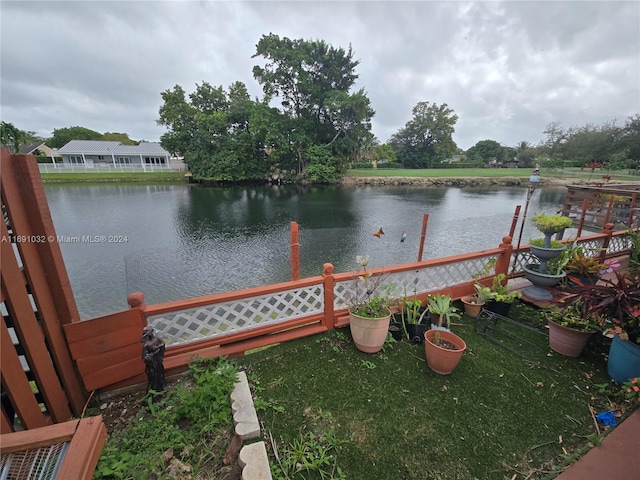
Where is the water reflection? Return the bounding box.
[44,183,570,319]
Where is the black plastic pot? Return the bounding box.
[484,300,513,317]
[388,322,404,341]
[405,323,429,344]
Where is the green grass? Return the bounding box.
[41,171,186,183]
[238,301,634,480]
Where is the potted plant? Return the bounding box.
[460,293,485,318]
[562,271,640,382]
[424,329,467,375]
[474,274,522,316]
[397,293,428,343]
[562,243,605,286]
[545,303,601,357]
[347,255,395,353]
[426,294,461,329]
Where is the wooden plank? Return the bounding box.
[80,357,146,392]
[63,310,146,391]
[63,309,146,345]
[0,419,77,452]
[0,221,72,423]
[0,318,50,430]
[1,151,86,415]
[56,416,108,480]
[1,407,14,434]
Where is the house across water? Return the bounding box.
[56,139,175,170]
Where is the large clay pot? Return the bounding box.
[461,295,485,318]
[547,318,593,357]
[349,311,391,353]
[424,329,466,375]
[608,334,640,383]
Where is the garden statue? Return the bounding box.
[142,326,166,394]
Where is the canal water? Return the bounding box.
[44,183,570,319]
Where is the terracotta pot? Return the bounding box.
[424,329,466,375]
[461,295,485,318]
[547,318,593,357]
[349,311,391,353]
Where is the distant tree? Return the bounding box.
[252,34,374,176]
[0,121,28,153]
[540,122,572,160]
[372,143,396,165]
[621,114,640,169]
[558,121,622,167]
[102,132,138,145]
[465,139,504,166]
[49,126,103,149]
[158,81,270,181]
[389,101,458,168]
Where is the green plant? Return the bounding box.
[531,213,573,234]
[529,238,565,249]
[347,255,395,318]
[626,228,640,273]
[546,303,601,332]
[426,293,461,328]
[474,274,522,304]
[562,271,640,344]
[94,356,238,479]
[398,289,425,325]
[620,377,640,403]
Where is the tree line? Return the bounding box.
[3,34,639,181]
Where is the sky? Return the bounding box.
[1,1,639,151]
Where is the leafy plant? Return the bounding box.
[426,293,461,328]
[347,255,395,318]
[546,303,602,332]
[474,274,522,304]
[531,213,573,234]
[620,377,640,403]
[94,356,238,479]
[562,271,640,343]
[529,238,565,249]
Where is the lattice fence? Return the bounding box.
[148,285,325,345]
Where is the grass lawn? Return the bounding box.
[238,301,635,480]
[40,171,186,183]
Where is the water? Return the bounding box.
[44,183,570,319]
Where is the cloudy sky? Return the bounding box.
[2,1,638,150]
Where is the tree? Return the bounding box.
[620,114,640,170]
[49,126,103,149]
[0,122,28,153]
[389,102,458,168]
[540,122,571,160]
[465,140,504,167]
[558,121,622,167]
[158,81,270,181]
[252,34,374,176]
[102,132,138,145]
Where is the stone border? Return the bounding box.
[231,371,272,480]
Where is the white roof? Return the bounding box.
[57,140,169,156]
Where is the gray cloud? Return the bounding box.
[1,0,638,150]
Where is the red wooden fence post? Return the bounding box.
[322,263,335,330]
[417,214,429,262]
[127,292,147,315]
[599,223,615,262]
[291,221,300,281]
[495,235,514,277]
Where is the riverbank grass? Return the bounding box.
[41,171,186,183]
[239,301,629,480]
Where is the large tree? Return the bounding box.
[158,81,271,181]
[389,102,458,168]
[0,121,28,153]
[48,126,103,149]
[466,139,505,166]
[252,34,374,176]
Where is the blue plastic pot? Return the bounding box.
[607,334,640,384]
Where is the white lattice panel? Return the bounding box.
[148,285,324,345]
[608,234,631,254]
[335,256,499,309]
